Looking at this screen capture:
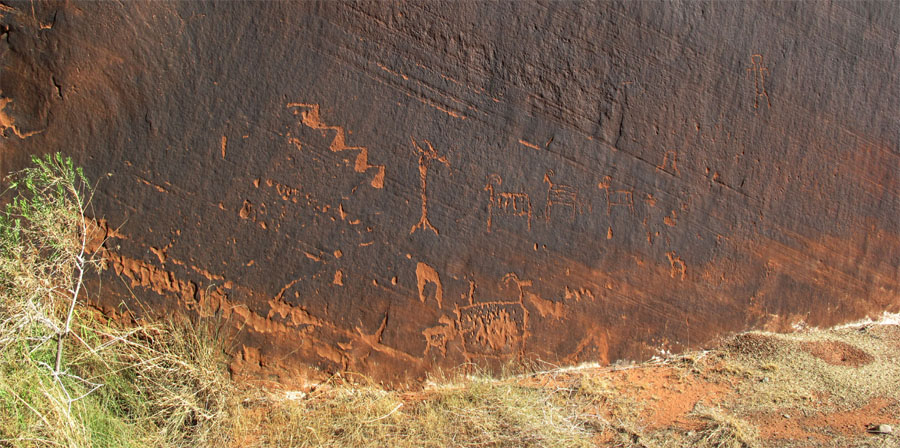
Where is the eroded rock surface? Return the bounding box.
[1,1,898,385]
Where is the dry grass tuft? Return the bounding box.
[720,326,900,416]
[689,403,759,448]
[93,319,236,447]
[233,372,596,448]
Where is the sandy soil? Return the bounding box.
[510,315,900,447]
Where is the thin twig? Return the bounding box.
[8,388,53,429]
[362,403,404,424]
[0,437,66,447]
[51,189,90,412]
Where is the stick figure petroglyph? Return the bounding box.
[746,54,771,109]
[410,137,449,236]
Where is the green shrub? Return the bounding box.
[0,154,232,447]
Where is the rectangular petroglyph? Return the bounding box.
[457,302,526,356]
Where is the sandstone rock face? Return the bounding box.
[1,1,898,385]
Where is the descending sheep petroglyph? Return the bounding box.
[286,102,386,188]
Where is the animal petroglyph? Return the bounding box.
[416,261,444,309]
[485,174,533,232]
[422,315,456,356]
[457,273,531,357]
[287,102,385,188]
[543,170,578,222]
[598,176,635,215]
[667,251,687,280]
[746,54,771,109]
[410,137,450,236]
[422,273,533,359]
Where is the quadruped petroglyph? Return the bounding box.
[543,170,578,223]
[598,176,635,216]
[485,174,533,232]
[422,272,534,361]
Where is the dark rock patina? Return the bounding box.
[1,1,898,385]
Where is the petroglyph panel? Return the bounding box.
[1,1,898,385]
